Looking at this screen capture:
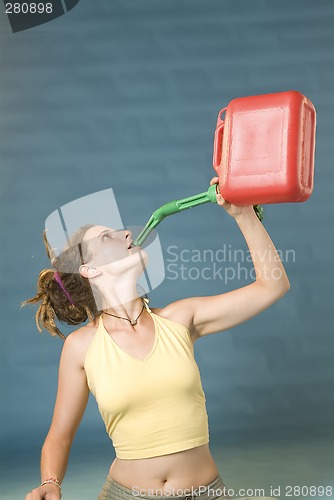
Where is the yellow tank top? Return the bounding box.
[84,301,209,459]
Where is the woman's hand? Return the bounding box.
[25,483,61,500]
[210,176,255,220]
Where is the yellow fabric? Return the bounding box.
[84,303,209,459]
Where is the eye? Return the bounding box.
[101,231,113,241]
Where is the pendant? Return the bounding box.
[130,319,137,326]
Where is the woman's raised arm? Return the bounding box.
[160,177,290,341]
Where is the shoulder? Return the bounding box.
[151,298,196,339]
[63,316,100,368]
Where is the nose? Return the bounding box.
[113,229,131,239]
[124,229,132,240]
[122,229,133,247]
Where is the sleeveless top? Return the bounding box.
[83,301,209,459]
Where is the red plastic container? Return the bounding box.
[212,90,316,205]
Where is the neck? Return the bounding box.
[91,271,140,311]
[102,295,145,320]
[103,297,147,327]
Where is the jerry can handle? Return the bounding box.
[213,107,227,171]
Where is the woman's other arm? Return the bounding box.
[25,330,89,499]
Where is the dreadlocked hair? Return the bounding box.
[22,224,99,340]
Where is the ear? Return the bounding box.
[79,265,102,279]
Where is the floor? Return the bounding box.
[2,433,334,499]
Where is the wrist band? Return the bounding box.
[40,478,62,492]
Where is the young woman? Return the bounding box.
[24,177,289,500]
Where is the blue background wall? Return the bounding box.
[0,0,333,467]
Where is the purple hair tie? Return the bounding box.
[54,272,75,305]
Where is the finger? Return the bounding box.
[216,194,225,205]
[45,488,61,499]
[216,193,231,208]
[209,176,219,186]
[25,488,39,499]
[216,192,224,204]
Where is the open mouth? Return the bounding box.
[128,242,140,250]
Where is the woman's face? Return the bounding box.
[82,225,144,271]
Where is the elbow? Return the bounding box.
[272,267,290,295]
[275,277,290,299]
[285,278,291,292]
[281,272,291,293]
[281,280,290,296]
[257,275,290,300]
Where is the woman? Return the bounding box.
[24,177,289,500]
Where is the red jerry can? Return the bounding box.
[212,90,316,205]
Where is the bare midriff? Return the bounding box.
[108,444,219,495]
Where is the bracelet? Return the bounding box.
[40,477,62,492]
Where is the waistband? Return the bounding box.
[104,473,229,499]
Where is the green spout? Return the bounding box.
[133,185,263,247]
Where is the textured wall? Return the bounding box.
[0,0,333,455]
